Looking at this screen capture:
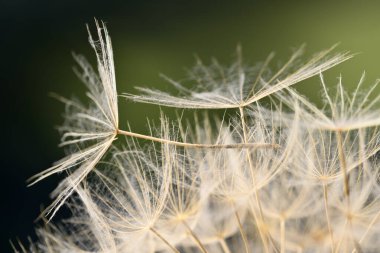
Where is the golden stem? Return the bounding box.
[219,238,232,253]
[183,221,208,253]
[234,209,250,253]
[336,129,354,246]
[336,130,350,199]
[149,227,180,253]
[323,183,335,253]
[117,129,278,149]
[239,106,270,253]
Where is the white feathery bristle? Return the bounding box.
[16,20,380,253]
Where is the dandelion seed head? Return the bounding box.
[16,20,380,253]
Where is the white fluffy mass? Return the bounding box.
[14,21,380,253]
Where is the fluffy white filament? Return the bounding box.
[14,21,380,253]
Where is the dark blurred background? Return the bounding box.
[1,0,380,252]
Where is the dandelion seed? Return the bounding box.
[123,45,352,109]
[27,20,119,219]
[281,72,380,132]
[16,20,380,253]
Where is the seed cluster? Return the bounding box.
[14,21,380,253]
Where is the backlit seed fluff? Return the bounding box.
[14,21,380,253]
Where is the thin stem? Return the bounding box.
[219,238,232,253]
[234,209,250,253]
[334,219,348,253]
[150,227,180,253]
[336,130,350,200]
[280,218,286,253]
[117,129,278,149]
[357,128,366,179]
[351,210,380,253]
[239,106,270,253]
[336,129,355,244]
[183,221,208,253]
[322,183,335,253]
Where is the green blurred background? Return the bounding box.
[1,0,380,251]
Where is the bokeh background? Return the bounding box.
[2,0,380,252]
